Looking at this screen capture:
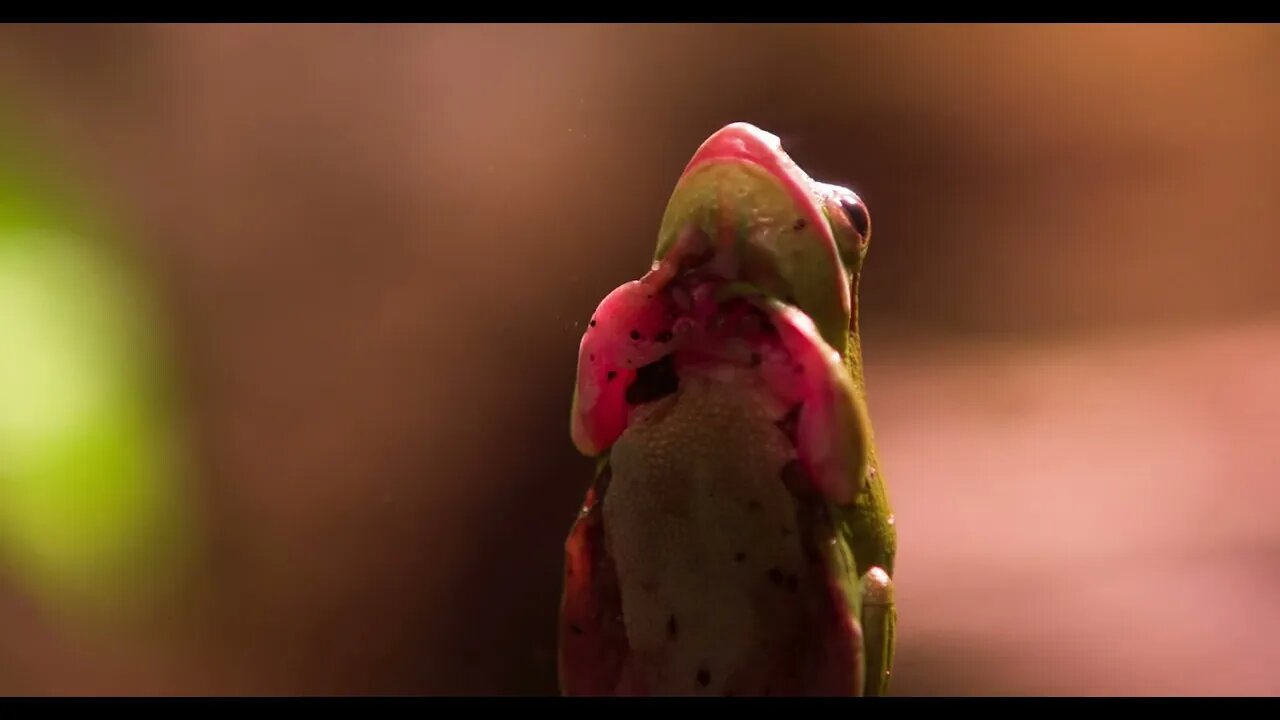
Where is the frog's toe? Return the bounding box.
[858,566,896,696]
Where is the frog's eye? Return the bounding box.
[841,196,870,242]
[815,182,871,268]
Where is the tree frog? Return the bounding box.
[559,123,896,696]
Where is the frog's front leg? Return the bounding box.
[858,566,896,696]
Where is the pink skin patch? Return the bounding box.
[571,271,681,456]
[572,228,713,456]
[764,303,863,505]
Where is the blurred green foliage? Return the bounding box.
[0,113,193,616]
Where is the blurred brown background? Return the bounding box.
[0,23,1277,695]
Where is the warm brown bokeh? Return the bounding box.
[0,23,1277,695]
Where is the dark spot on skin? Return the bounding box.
[794,363,804,374]
[590,319,597,327]
[780,459,810,497]
[804,542,822,563]
[795,496,832,564]
[589,354,595,361]
[630,329,641,341]
[756,315,779,336]
[776,405,801,444]
[785,574,799,592]
[734,551,746,563]
[667,615,678,638]
[743,305,770,325]
[843,199,870,238]
[606,371,617,382]
[696,666,711,687]
[655,330,673,344]
[570,624,584,635]
[792,217,807,231]
[747,499,762,512]
[768,567,785,586]
[749,352,762,367]
[812,502,831,527]
[626,354,679,406]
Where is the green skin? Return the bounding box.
[571,124,896,695]
[653,129,896,695]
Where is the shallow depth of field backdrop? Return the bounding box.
[0,24,1277,695]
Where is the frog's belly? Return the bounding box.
[602,374,814,696]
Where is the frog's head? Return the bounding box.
[570,123,872,506]
[654,122,872,354]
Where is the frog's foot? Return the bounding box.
[858,566,896,696]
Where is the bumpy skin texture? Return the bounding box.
[560,123,896,696]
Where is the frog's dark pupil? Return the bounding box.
[842,199,870,237]
[776,405,801,444]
